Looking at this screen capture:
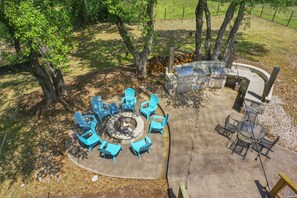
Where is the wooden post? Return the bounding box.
[169,47,175,73]
[260,5,265,17]
[287,11,294,26]
[270,173,297,197]
[216,2,220,16]
[272,9,277,21]
[164,8,167,20]
[261,67,280,102]
[178,182,189,198]
[182,7,185,22]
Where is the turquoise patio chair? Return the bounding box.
[148,114,170,135]
[121,88,137,112]
[91,96,111,122]
[76,126,102,152]
[131,136,153,158]
[98,141,122,163]
[139,94,159,120]
[74,111,98,131]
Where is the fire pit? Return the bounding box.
[106,112,144,143]
[114,116,137,134]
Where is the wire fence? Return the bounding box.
[154,1,297,30]
[251,4,296,28]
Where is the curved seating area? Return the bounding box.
[229,62,273,104]
[67,89,169,178]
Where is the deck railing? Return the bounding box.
[269,173,297,198]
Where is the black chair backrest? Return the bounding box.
[225,115,231,127]
[271,136,280,148]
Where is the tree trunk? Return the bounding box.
[81,0,89,25]
[115,0,155,78]
[223,2,245,68]
[49,64,68,97]
[135,53,148,78]
[29,52,58,104]
[211,1,237,60]
[14,38,21,53]
[204,0,211,60]
[195,0,204,61]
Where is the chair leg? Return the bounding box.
[137,153,141,158]
[148,126,152,134]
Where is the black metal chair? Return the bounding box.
[231,132,253,160]
[224,115,239,138]
[253,136,280,159]
[231,138,251,160]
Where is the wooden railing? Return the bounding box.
[178,182,189,198]
[269,173,297,198]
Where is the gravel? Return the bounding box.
[258,96,297,152]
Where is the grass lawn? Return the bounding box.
[1,14,297,197]
[155,1,297,30]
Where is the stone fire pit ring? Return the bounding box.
[106,112,144,143]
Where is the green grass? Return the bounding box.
[155,0,229,20]
[251,4,297,29]
[155,1,297,30]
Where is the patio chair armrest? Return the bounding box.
[152,115,165,121]
[140,101,149,108]
[84,114,97,122]
[99,141,107,149]
[84,114,95,119]
[120,97,125,104]
[79,129,93,137]
[133,97,137,104]
[145,136,152,144]
[102,103,110,110]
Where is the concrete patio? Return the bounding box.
[163,88,297,197]
[67,86,297,197]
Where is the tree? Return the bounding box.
[103,0,156,78]
[195,0,204,61]
[4,1,73,104]
[223,1,245,68]
[204,0,212,60]
[211,1,238,60]
[0,0,21,53]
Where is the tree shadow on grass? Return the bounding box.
[153,29,270,61]
[70,23,270,74]
[71,24,134,71]
[236,33,270,62]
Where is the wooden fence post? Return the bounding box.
[182,7,185,22]
[287,11,294,26]
[260,5,265,17]
[272,9,277,21]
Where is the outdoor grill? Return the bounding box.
[174,65,194,93]
[165,61,229,94]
